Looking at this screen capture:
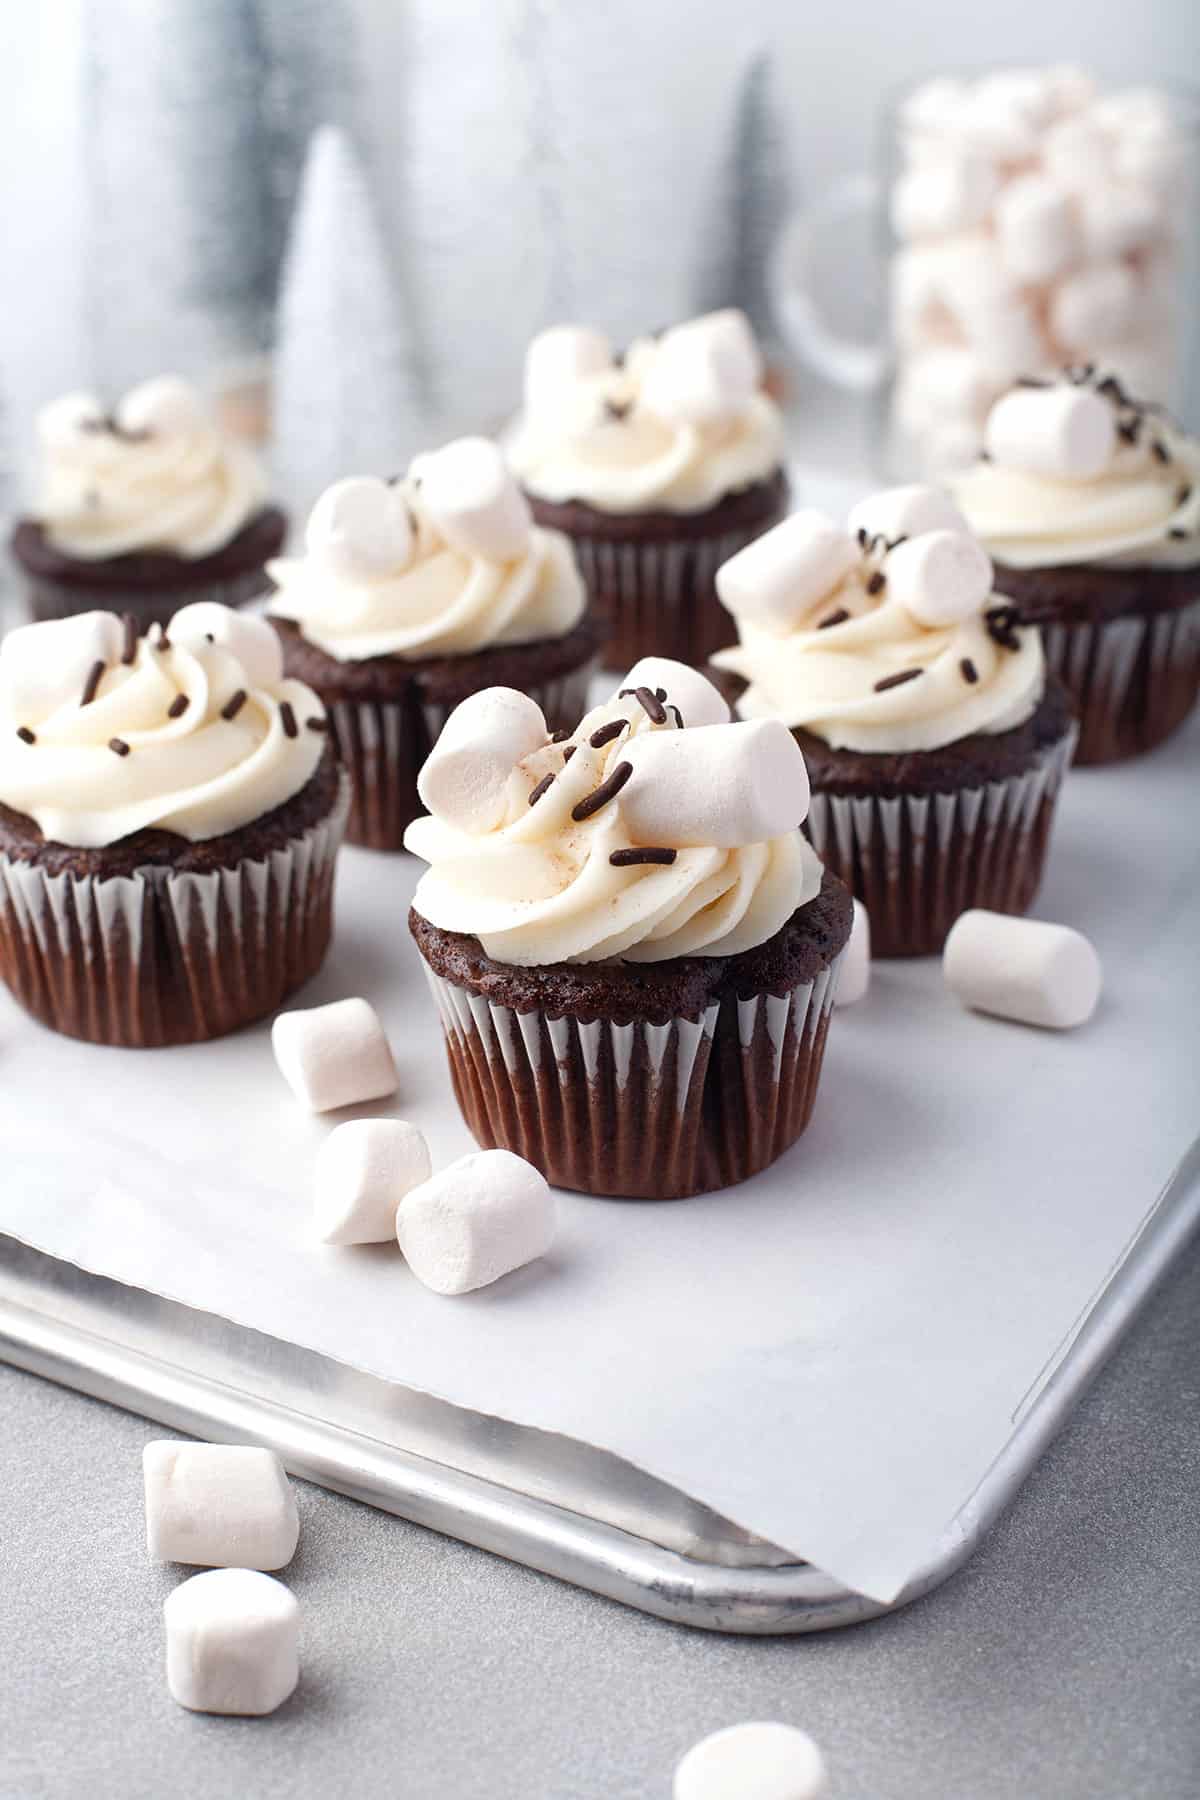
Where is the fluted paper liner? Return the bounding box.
[0,774,349,1047]
[1038,594,1200,765]
[419,950,843,1200]
[805,728,1076,959]
[328,658,597,851]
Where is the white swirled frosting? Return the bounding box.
[508,324,785,516]
[267,472,586,663]
[714,537,1044,754]
[953,388,1200,571]
[33,377,269,561]
[404,689,822,966]
[0,608,326,848]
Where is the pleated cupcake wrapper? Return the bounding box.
[1037,593,1200,765]
[569,509,788,672]
[419,950,843,1200]
[805,727,1076,959]
[0,773,349,1047]
[20,566,273,631]
[326,657,599,851]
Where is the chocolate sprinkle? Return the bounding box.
[120,614,138,665]
[609,846,677,867]
[619,685,668,724]
[960,657,979,685]
[669,704,685,730]
[818,607,850,629]
[654,688,668,701]
[79,659,106,707]
[866,570,886,596]
[873,668,923,692]
[603,397,633,422]
[16,726,35,745]
[108,737,130,757]
[1152,440,1170,465]
[571,759,633,821]
[1117,418,1141,445]
[550,728,570,743]
[1168,527,1189,540]
[221,688,248,721]
[279,701,298,739]
[562,744,576,763]
[985,604,1022,651]
[589,718,628,748]
[306,715,329,733]
[167,694,190,719]
[528,772,556,807]
[855,526,869,549]
[1177,485,1192,507]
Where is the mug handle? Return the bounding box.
[768,173,888,391]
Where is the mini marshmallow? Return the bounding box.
[1079,183,1164,259]
[619,718,809,847]
[304,475,414,579]
[847,484,969,545]
[674,1721,828,1800]
[272,997,399,1114]
[964,302,1050,386]
[117,374,205,437]
[618,657,731,728]
[889,157,998,242]
[414,437,532,562]
[1048,260,1140,354]
[144,1442,299,1569]
[943,910,1101,1030]
[314,1117,432,1245]
[524,325,612,415]
[169,601,285,689]
[835,899,870,1008]
[1113,128,1189,198]
[1041,115,1113,191]
[0,612,125,721]
[899,77,969,138]
[396,1149,555,1296]
[890,244,956,347]
[984,385,1116,481]
[892,347,998,434]
[417,686,548,832]
[885,529,993,628]
[641,309,762,427]
[994,175,1081,284]
[716,511,856,633]
[164,1569,299,1716]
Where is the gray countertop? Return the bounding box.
[3,1229,1197,1800]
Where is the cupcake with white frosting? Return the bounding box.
[404,659,851,1199]
[267,439,598,850]
[10,377,286,631]
[0,604,347,1045]
[951,370,1200,762]
[710,487,1076,956]
[508,310,788,669]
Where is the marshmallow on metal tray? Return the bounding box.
[0,611,125,720]
[1049,261,1140,354]
[619,718,809,847]
[618,657,731,728]
[418,686,548,832]
[396,1149,556,1296]
[984,385,1116,481]
[169,602,284,688]
[164,1569,299,1716]
[304,475,414,579]
[847,484,969,544]
[314,1117,432,1245]
[641,309,762,427]
[890,157,998,242]
[994,175,1081,284]
[674,1721,829,1800]
[943,910,1102,1030]
[524,324,612,415]
[413,437,531,562]
[144,1442,300,1569]
[272,997,399,1114]
[715,511,856,633]
[835,900,871,1008]
[884,529,993,627]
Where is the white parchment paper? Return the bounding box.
[2,558,1197,1608]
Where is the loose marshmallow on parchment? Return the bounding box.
[304,475,414,580]
[847,483,969,544]
[272,997,399,1114]
[169,601,285,689]
[619,718,809,847]
[885,528,993,628]
[674,1721,829,1800]
[524,325,612,415]
[641,309,762,427]
[716,510,856,633]
[835,899,871,1008]
[984,385,1116,481]
[164,1569,299,1717]
[618,657,731,728]
[943,910,1101,1030]
[0,611,125,722]
[314,1117,432,1245]
[994,175,1081,284]
[144,1442,299,1569]
[397,1149,556,1296]
[413,436,532,562]
[1049,260,1140,354]
[418,686,548,832]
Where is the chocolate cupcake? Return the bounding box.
[508,311,789,669]
[404,659,852,1200]
[9,377,286,631]
[952,372,1200,764]
[267,444,599,851]
[711,486,1075,957]
[0,604,348,1046]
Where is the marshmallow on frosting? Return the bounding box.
[404,658,823,966]
[267,443,585,662]
[32,375,268,561]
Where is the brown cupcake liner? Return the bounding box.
[0,773,349,1047]
[1038,596,1200,765]
[805,727,1076,958]
[326,658,598,851]
[419,951,844,1200]
[18,566,274,631]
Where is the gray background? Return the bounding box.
[2,1230,1197,1800]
